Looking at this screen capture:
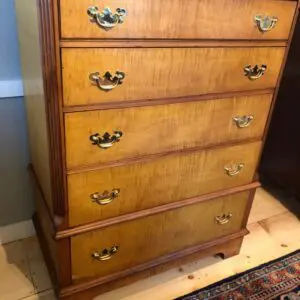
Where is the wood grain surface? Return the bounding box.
[60,0,296,39]
[67,142,261,226]
[71,191,249,280]
[65,94,271,169]
[62,47,285,106]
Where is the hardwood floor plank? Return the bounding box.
[248,188,288,224]
[0,241,35,299]
[259,211,300,246]
[22,236,52,293]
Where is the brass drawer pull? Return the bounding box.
[92,246,119,261]
[224,163,244,177]
[87,6,127,30]
[90,131,123,149]
[91,189,120,205]
[255,15,278,32]
[244,65,267,80]
[215,213,233,225]
[89,71,125,91]
[233,115,254,128]
[244,64,267,80]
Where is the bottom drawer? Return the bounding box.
[71,191,250,281]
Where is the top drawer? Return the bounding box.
[60,0,296,40]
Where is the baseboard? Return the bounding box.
[0,80,24,98]
[0,219,36,244]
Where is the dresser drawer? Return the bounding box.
[62,47,284,106]
[68,142,261,226]
[60,0,296,40]
[71,191,250,280]
[65,95,271,169]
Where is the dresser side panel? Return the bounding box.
[15,0,53,214]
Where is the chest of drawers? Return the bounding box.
[15,0,299,299]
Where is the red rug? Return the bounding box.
[176,250,300,300]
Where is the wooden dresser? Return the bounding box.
[15,0,299,299]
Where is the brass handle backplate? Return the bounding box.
[92,246,119,261]
[255,15,278,32]
[91,189,120,205]
[87,6,127,30]
[233,115,254,128]
[244,65,267,80]
[224,163,244,177]
[90,131,123,149]
[89,71,125,91]
[215,213,233,225]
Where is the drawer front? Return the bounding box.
[65,95,271,169]
[68,142,261,226]
[60,0,296,39]
[62,47,284,106]
[71,191,250,280]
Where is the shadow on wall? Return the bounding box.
[0,97,33,226]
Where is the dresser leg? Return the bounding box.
[217,236,244,259]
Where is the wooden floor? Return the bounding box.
[1,188,300,300]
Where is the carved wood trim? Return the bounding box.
[37,0,72,287]
[38,0,68,219]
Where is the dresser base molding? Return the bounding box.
[33,203,247,300]
[31,174,72,287]
[60,231,247,300]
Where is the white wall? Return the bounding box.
[0,0,23,97]
[0,0,21,80]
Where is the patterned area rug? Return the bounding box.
[176,250,300,300]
